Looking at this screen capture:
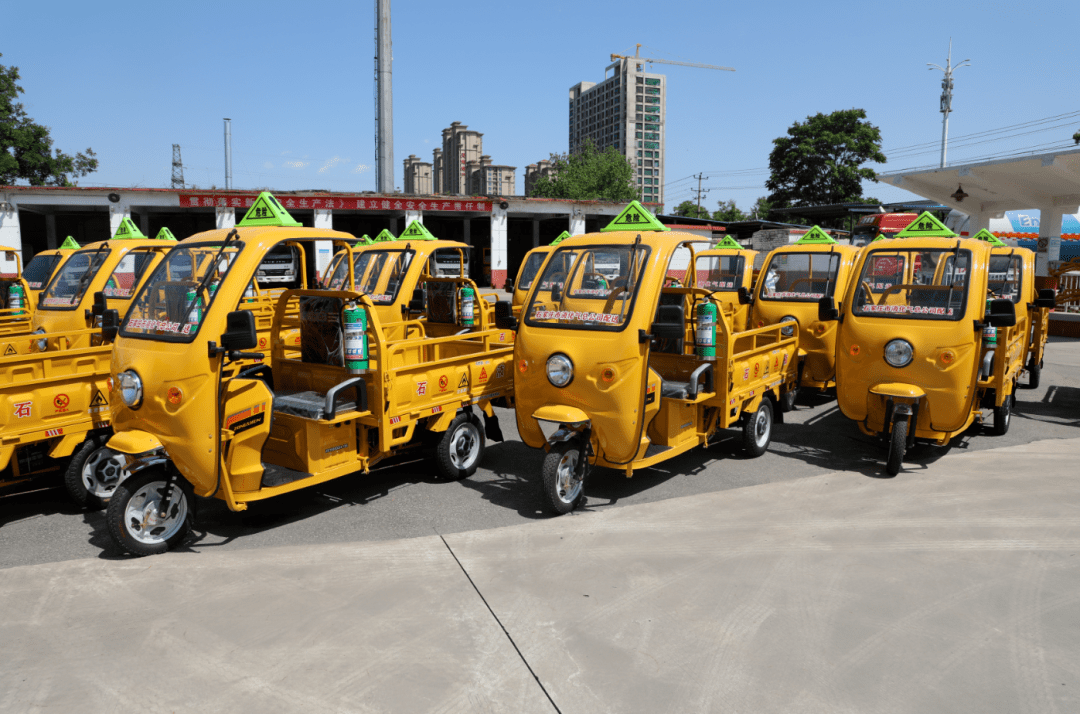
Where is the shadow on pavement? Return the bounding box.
[1013,385,1080,428]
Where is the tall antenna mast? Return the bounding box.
[375,0,394,193]
[171,144,185,189]
[928,39,971,169]
[223,118,233,189]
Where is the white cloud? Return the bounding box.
[319,156,346,173]
[353,163,369,174]
[283,161,309,169]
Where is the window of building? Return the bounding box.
[636,105,643,112]
[637,150,642,157]
[645,178,653,185]
[645,78,661,86]
[636,77,644,84]
[644,160,653,167]
[645,124,658,131]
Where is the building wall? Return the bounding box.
[402,155,433,195]
[525,160,552,196]
[432,148,443,194]
[569,59,665,207]
[441,122,483,196]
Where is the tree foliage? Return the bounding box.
[765,109,885,210]
[1,54,98,186]
[712,200,746,222]
[673,200,710,219]
[1074,129,1080,145]
[528,138,638,201]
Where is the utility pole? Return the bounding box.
[693,173,710,217]
[171,144,185,189]
[374,0,394,194]
[928,40,970,169]
[223,118,233,189]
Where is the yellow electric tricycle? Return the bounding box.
[751,227,861,405]
[828,214,1025,475]
[505,231,570,313]
[21,236,80,308]
[503,203,798,515]
[691,235,758,332]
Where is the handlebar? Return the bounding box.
[228,351,265,361]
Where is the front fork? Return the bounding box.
[548,423,593,486]
[883,396,920,451]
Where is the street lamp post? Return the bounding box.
[928,40,971,169]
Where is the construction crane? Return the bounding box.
[609,44,734,72]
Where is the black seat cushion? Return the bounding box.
[660,380,690,400]
[274,390,356,420]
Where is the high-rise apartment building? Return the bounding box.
[441,122,484,196]
[525,160,553,195]
[404,123,516,196]
[403,155,433,195]
[569,58,665,206]
[466,156,515,196]
[432,148,443,194]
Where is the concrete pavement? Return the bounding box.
[3,433,1079,713]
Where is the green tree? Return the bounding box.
[749,197,773,220]
[765,109,885,212]
[712,199,747,222]
[674,200,711,219]
[528,138,637,201]
[1073,129,1079,145]
[1,54,98,186]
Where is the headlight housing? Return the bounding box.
[117,370,143,409]
[883,339,914,368]
[33,327,48,353]
[779,315,798,337]
[546,353,574,388]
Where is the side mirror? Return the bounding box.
[550,283,563,302]
[1033,288,1056,309]
[504,278,514,294]
[101,309,120,342]
[817,295,839,322]
[221,310,258,351]
[494,300,518,330]
[737,286,752,305]
[651,321,684,339]
[987,298,1016,327]
[92,291,107,316]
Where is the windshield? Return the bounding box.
[524,244,651,331]
[852,247,970,320]
[429,248,467,278]
[120,241,243,341]
[695,254,745,292]
[23,254,62,290]
[988,254,1023,304]
[760,251,841,302]
[38,248,110,310]
[327,249,414,305]
[516,251,548,291]
[102,249,157,299]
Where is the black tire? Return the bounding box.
[886,419,907,476]
[64,437,125,510]
[435,412,485,480]
[992,393,1013,436]
[779,388,797,413]
[540,441,587,515]
[106,469,193,557]
[1026,359,1041,389]
[741,399,773,457]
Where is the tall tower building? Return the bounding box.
[432,148,443,194]
[402,155,433,195]
[441,122,483,196]
[569,58,665,206]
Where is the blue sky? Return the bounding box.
[5,0,1079,214]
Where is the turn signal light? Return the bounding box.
[601,367,615,382]
[815,324,826,336]
[849,344,861,357]
[167,387,183,405]
[106,377,114,392]
[518,359,529,373]
[940,349,956,365]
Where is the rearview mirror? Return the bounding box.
[550,283,563,302]
[1033,288,1056,309]
[652,322,684,339]
[504,278,514,294]
[101,309,120,342]
[817,295,839,322]
[737,286,751,305]
[494,300,517,330]
[221,310,258,351]
[987,298,1016,327]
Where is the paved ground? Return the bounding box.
[3,433,1078,713]
[2,336,1078,570]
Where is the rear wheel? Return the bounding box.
[741,399,773,457]
[540,441,586,515]
[435,412,485,480]
[779,388,797,413]
[106,470,193,557]
[1026,358,1041,389]
[886,419,908,476]
[992,393,1013,436]
[65,439,126,510]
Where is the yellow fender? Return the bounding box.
[108,429,163,455]
[532,405,590,425]
[47,431,92,460]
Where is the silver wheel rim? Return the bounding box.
[1002,397,1011,427]
[554,450,583,505]
[122,480,188,546]
[82,447,128,498]
[449,421,480,470]
[753,407,771,447]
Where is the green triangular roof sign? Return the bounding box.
[373,229,397,243]
[602,200,668,232]
[356,234,374,245]
[715,234,743,250]
[400,220,437,241]
[238,192,302,227]
[971,228,1007,247]
[113,216,146,240]
[154,227,178,242]
[893,211,955,239]
[794,225,837,245]
[550,230,571,246]
[59,236,80,249]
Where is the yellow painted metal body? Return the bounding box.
[834,236,1020,445]
[512,245,555,312]
[514,231,798,476]
[752,242,861,389]
[108,226,514,511]
[22,247,74,308]
[0,245,33,336]
[990,246,1047,380]
[692,247,759,331]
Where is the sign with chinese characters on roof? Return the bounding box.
[179,193,492,213]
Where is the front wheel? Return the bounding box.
[886,419,908,476]
[65,439,127,510]
[540,441,586,515]
[779,388,797,413]
[741,399,773,457]
[1026,359,1041,389]
[435,412,485,480]
[992,393,1013,436]
[106,470,193,557]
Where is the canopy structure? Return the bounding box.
[879,148,1080,275]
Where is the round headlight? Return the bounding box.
[117,370,143,409]
[33,327,48,353]
[883,339,914,368]
[546,353,574,388]
[779,315,798,337]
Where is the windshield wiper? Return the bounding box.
[619,235,643,321]
[183,229,238,323]
[70,242,110,304]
